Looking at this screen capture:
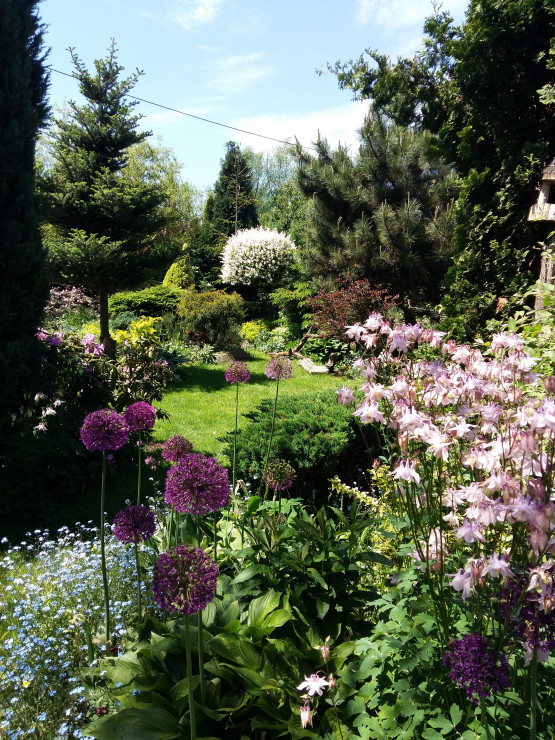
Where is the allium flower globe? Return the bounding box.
[162,435,194,462]
[165,453,230,514]
[80,409,129,452]
[113,505,156,544]
[152,545,218,615]
[123,401,156,431]
[264,459,296,491]
[225,360,251,384]
[265,355,293,380]
[442,633,510,703]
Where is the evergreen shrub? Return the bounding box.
[162,249,194,289]
[222,389,368,506]
[108,285,181,318]
[176,289,245,345]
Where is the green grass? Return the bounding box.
[154,350,343,462]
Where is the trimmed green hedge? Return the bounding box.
[108,285,181,317]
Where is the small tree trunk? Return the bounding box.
[98,286,116,358]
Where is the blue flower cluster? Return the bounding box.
[0,523,154,738]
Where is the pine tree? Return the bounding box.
[39,42,168,354]
[211,141,258,239]
[296,111,457,321]
[0,0,49,439]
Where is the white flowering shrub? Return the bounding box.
[221,227,296,287]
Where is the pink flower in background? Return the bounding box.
[336,386,355,405]
[393,460,420,484]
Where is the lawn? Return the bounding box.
[154,350,344,463]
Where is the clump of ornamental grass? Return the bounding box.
[0,523,153,739]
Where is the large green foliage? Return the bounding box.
[296,111,457,320]
[176,288,245,345]
[330,0,555,337]
[0,0,49,444]
[39,42,169,345]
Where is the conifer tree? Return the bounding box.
[296,111,457,321]
[211,141,258,239]
[0,0,49,438]
[40,42,168,353]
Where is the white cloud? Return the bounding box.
[211,53,274,94]
[230,101,370,155]
[356,0,468,30]
[172,0,225,31]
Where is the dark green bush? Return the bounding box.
[176,288,245,345]
[222,390,369,506]
[108,285,181,318]
[110,310,140,330]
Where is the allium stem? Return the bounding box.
[197,610,206,705]
[530,644,538,740]
[134,542,142,625]
[184,615,197,740]
[137,430,142,505]
[232,382,239,493]
[100,451,111,645]
[480,697,492,740]
[261,379,280,497]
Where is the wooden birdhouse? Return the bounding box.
[528,158,555,308]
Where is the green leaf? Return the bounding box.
[262,608,294,630]
[306,567,328,589]
[315,597,330,619]
[449,703,463,727]
[229,564,268,585]
[247,495,261,514]
[421,729,444,740]
[87,708,184,740]
[428,714,453,733]
[248,589,281,626]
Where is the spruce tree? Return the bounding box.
[211,141,258,239]
[296,111,457,321]
[40,42,168,353]
[0,0,49,439]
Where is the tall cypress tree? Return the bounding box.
[211,141,258,239]
[0,0,49,441]
[40,42,168,354]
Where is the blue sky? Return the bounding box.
[39,0,468,192]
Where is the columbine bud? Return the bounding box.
[299,704,312,729]
[328,673,337,690]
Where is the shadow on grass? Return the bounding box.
[166,365,274,394]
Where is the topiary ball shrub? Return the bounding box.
[221,226,296,289]
[222,389,369,508]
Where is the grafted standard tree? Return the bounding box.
[40,42,168,353]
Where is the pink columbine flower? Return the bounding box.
[353,400,386,425]
[336,386,355,405]
[297,673,329,696]
[455,518,486,543]
[482,552,514,579]
[392,460,421,484]
[523,641,550,667]
[299,704,312,729]
[345,323,366,341]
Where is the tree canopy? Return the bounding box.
[0,0,49,440]
[211,141,258,239]
[329,0,555,336]
[39,42,169,351]
[296,110,458,321]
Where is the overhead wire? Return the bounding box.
[47,66,319,152]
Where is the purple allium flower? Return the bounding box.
[442,633,510,703]
[264,458,296,491]
[162,435,194,463]
[225,360,251,384]
[113,505,156,544]
[152,545,218,615]
[164,454,230,514]
[124,401,157,432]
[265,355,293,380]
[80,409,129,452]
